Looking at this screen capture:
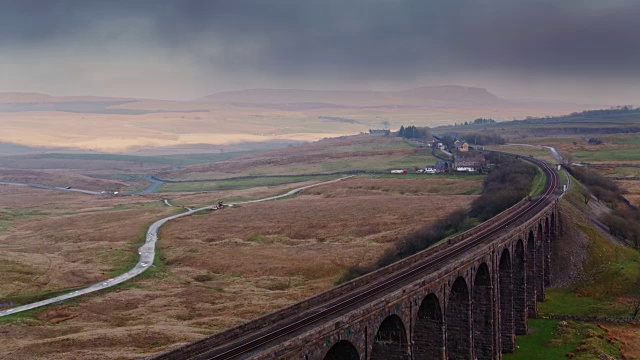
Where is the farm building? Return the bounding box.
[434,160,450,172]
[453,153,485,172]
[454,139,469,152]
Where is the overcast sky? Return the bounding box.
[1,0,639,103]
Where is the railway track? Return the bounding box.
[155,154,559,360]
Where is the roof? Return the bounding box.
[454,153,485,167]
[434,160,449,169]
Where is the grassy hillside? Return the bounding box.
[507,175,640,359]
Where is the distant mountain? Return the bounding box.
[199,85,502,107]
[395,86,500,103]
[0,92,132,103]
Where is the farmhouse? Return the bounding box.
[453,139,469,152]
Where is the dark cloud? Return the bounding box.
[1,0,639,101]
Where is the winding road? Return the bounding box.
[0,176,354,318]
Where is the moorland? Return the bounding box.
[1,93,639,359]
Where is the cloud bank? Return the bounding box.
[1,0,639,103]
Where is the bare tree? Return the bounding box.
[563,153,575,166]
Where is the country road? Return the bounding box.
[0,181,104,195]
[0,175,164,196]
[0,176,354,318]
[137,175,165,194]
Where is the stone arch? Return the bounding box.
[324,340,360,360]
[446,276,471,360]
[513,238,527,335]
[414,293,444,359]
[544,216,551,286]
[536,223,545,301]
[371,314,409,360]
[473,263,494,360]
[527,230,537,317]
[499,249,515,353]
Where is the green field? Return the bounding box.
[572,148,640,162]
[158,175,335,192]
[484,145,557,164]
[504,319,621,360]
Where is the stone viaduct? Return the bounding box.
[246,201,559,360]
[156,156,560,360]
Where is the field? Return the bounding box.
[0,175,481,359]
[504,319,623,360]
[5,105,639,358]
[158,135,438,181]
[484,144,558,164]
[0,186,176,303]
[0,129,483,359]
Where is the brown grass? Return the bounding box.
[0,176,479,359]
[616,180,640,207]
[0,169,128,191]
[605,324,640,359]
[0,186,175,298]
[158,135,423,180]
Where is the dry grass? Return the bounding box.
[605,324,640,359]
[0,169,128,192]
[0,134,482,358]
[159,135,431,180]
[0,176,480,359]
[0,186,175,299]
[616,180,640,207]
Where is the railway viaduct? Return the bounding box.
[156,156,560,360]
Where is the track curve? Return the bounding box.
[154,152,559,360]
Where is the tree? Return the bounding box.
[399,125,405,137]
[563,153,575,166]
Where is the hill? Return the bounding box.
[199,85,501,107]
[0,92,132,103]
[433,107,640,138]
